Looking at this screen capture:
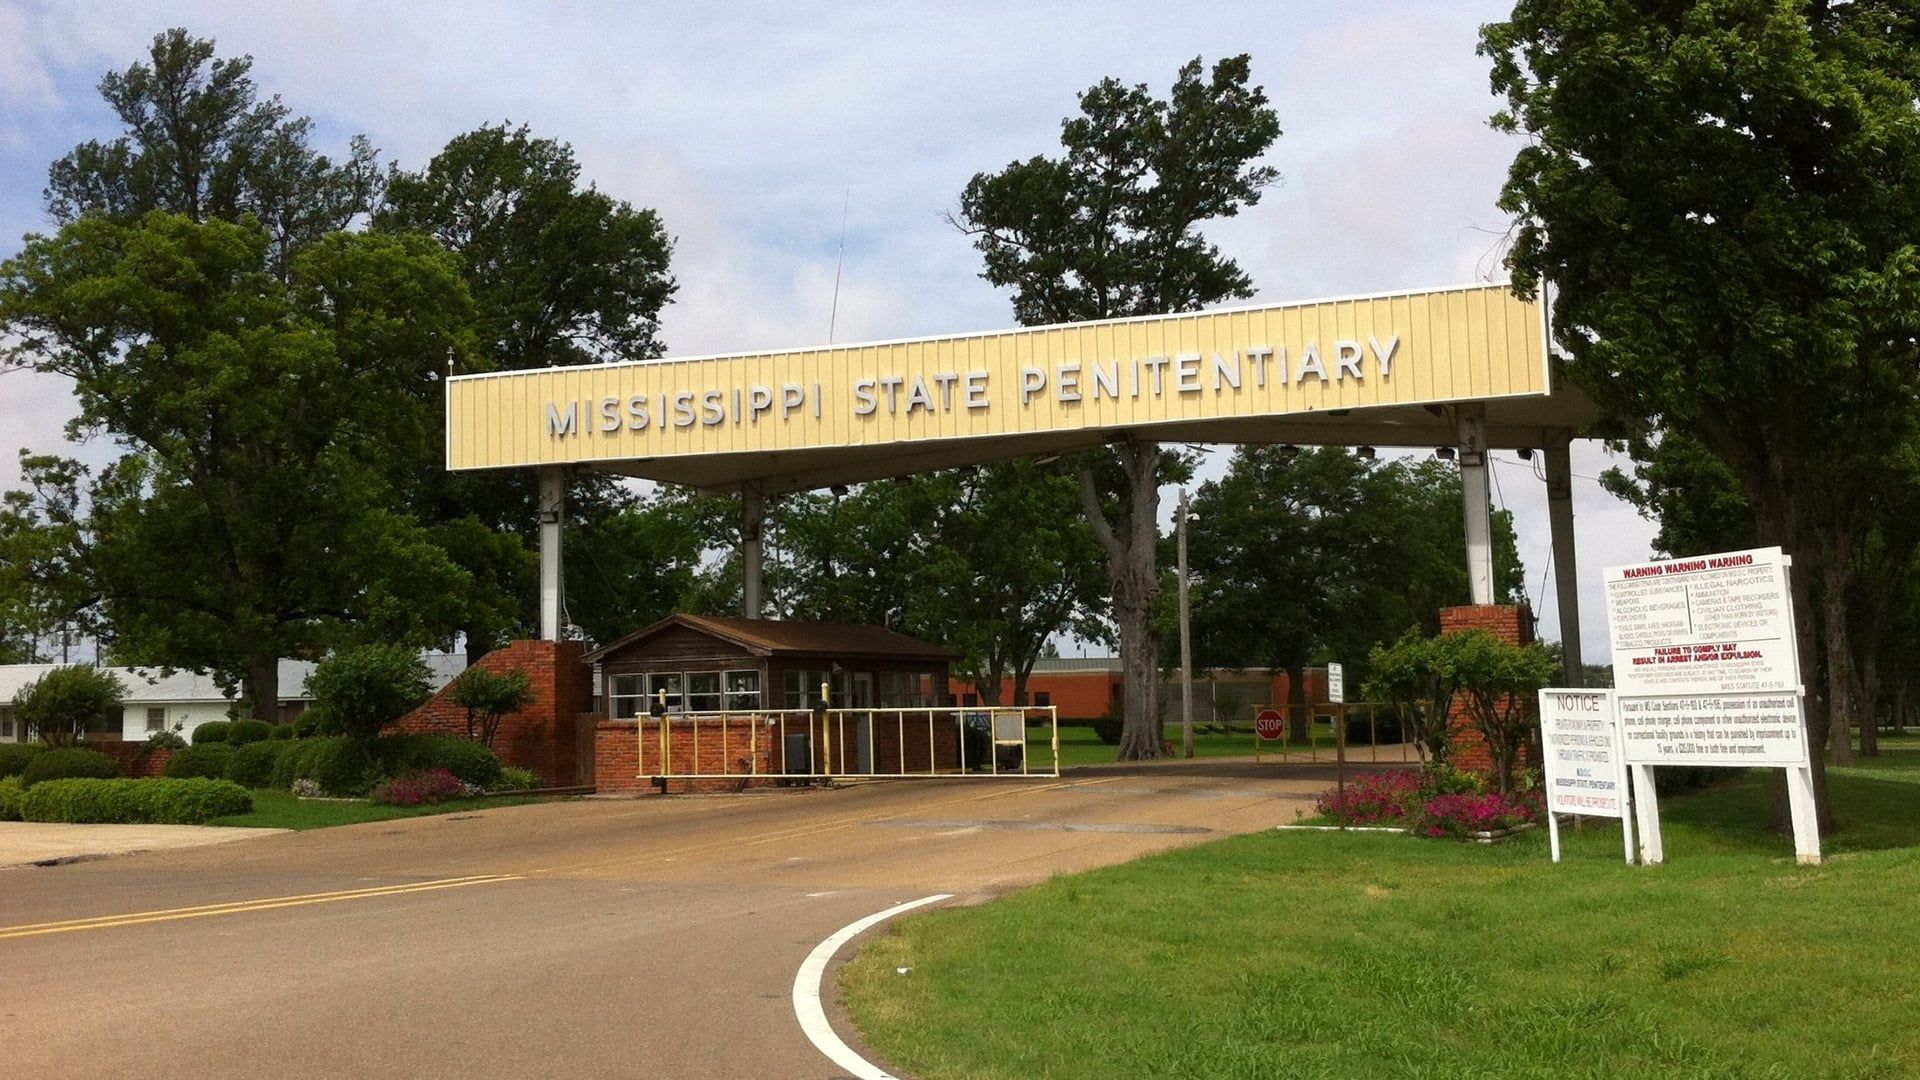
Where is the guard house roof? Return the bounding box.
[582,614,960,664]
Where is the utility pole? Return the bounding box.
[1178,488,1195,759]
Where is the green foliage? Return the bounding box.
[0,742,45,778]
[270,723,294,740]
[1363,629,1463,764]
[1433,630,1558,795]
[292,711,321,738]
[223,739,290,789]
[226,718,273,746]
[492,765,539,792]
[450,667,535,748]
[11,665,124,747]
[191,720,231,744]
[1189,448,1526,693]
[0,776,24,820]
[270,736,375,796]
[142,728,187,751]
[21,777,252,824]
[20,746,118,787]
[954,55,1279,760]
[305,646,433,745]
[164,743,234,780]
[373,733,502,789]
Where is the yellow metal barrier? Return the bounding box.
[637,706,1061,781]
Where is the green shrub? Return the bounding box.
[21,778,251,824]
[20,746,119,787]
[225,740,290,788]
[0,742,45,778]
[165,743,235,780]
[292,711,321,738]
[11,665,125,746]
[374,733,502,788]
[306,645,432,745]
[226,718,274,746]
[192,720,232,744]
[271,736,374,796]
[492,765,539,792]
[1090,716,1123,745]
[0,776,24,820]
[270,724,295,740]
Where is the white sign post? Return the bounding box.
[1603,546,1820,865]
[1537,689,1633,864]
[1327,663,1345,705]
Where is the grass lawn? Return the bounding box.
[210,789,547,830]
[1033,721,1411,770]
[843,751,1920,1079]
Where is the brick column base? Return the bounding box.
[394,640,592,787]
[1438,605,1538,779]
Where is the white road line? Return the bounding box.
[792,893,953,1080]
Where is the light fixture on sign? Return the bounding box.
[1517,447,1535,462]
[1435,447,1456,461]
[1356,446,1377,461]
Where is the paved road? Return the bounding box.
[1,760,1370,1079]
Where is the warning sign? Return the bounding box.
[1617,692,1808,767]
[1604,548,1797,697]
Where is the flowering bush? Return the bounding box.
[369,768,466,807]
[1411,791,1540,838]
[290,778,323,798]
[1314,769,1422,825]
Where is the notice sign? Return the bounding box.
[1604,547,1797,697]
[1617,692,1808,767]
[1538,689,1628,818]
[1327,663,1345,704]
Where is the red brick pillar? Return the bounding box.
[394,640,593,787]
[1438,605,1536,777]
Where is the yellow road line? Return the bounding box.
[0,875,522,941]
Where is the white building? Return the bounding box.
[0,655,467,743]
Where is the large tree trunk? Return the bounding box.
[1823,573,1858,766]
[243,652,279,724]
[1079,442,1166,761]
[1859,649,1880,758]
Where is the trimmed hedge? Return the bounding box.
[224,740,290,789]
[374,733,502,789]
[20,746,119,788]
[0,743,45,779]
[165,743,236,781]
[227,718,274,746]
[20,778,253,824]
[0,776,24,820]
[270,724,295,740]
[270,736,374,796]
[191,720,232,745]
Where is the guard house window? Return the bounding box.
[686,672,722,713]
[146,707,166,732]
[645,673,685,713]
[609,675,645,719]
[784,670,828,709]
[724,670,760,712]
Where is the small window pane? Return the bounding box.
[725,670,760,712]
[146,707,166,732]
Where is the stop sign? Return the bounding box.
[1255,709,1285,741]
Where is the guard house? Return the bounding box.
[584,614,962,789]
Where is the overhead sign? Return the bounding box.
[444,283,1551,474]
[1255,709,1285,741]
[1538,689,1628,819]
[1327,663,1345,704]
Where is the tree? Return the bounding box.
[1364,629,1459,765]
[45,28,379,275]
[0,212,475,719]
[306,645,432,746]
[451,667,535,748]
[954,55,1281,759]
[1484,3,1920,820]
[12,666,125,748]
[378,125,678,661]
[1435,630,1557,795]
[1186,446,1526,735]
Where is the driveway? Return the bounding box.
[0,760,1368,1079]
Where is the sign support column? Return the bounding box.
[1545,432,1584,686]
[1457,405,1495,604]
[742,487,765,620]
[538,465,565,641]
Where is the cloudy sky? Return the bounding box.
[0,0,1659,658]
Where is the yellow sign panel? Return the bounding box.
[445,283,1548,473]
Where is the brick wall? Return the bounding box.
[394,640,592,787]
[1438,605,1540,777]
[92,740,174,778]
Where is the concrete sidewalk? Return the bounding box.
[0,822,286,868]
